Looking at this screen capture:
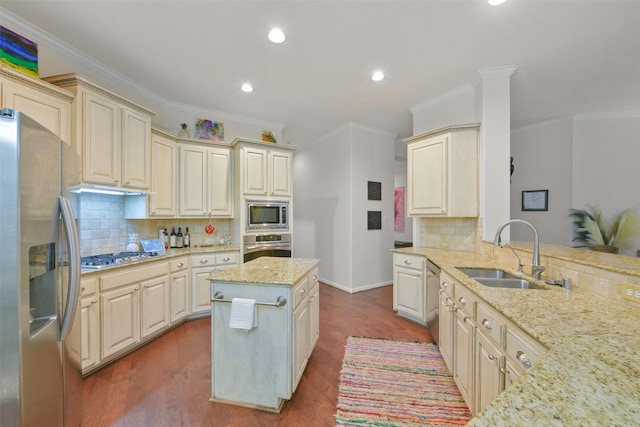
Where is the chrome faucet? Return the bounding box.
[493,219,545,279]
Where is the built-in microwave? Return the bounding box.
[246,200,289,231]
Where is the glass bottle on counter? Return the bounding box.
[162,228,169,249]
[176,227,184,248]
[184,227,190,247]
[169,227,177,248]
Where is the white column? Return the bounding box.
[473,65,517,242]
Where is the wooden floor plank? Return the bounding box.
[82,284,433,426]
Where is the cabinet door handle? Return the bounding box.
[442,282,448,289]
[177,262,184,268]
[463,316,470,323]
[113,179,120,183]
[516,351,532,368]
[222,257,230,262]
[125,180,130,185]
[499,367,510,374]
[134,286,139,291]
[312,275,318,281]
[482,319,492,330]
[404,260,412,265]
[487,354,497,361]
[458,297,467,306]
[200,259,209,264]
[91,298,97,304]
[299,288,306,295]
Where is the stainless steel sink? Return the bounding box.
[457,268,520,280]
[474,278,547,290]
[456,268,548,290]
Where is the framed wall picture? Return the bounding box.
[367,211,382,230]
[522,190,548,211]
[367,181,382,201]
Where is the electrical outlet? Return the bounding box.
[621,284,640,302]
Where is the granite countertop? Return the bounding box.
[80,245,240,275]
[208,256,320,286]
[394,247,640,426]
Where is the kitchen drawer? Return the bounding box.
[309,267,319,287]
[440,272,455,298]
[476,302,505,348]
[100,262,169,292]
[291,275,310,310]
[394,253,425,271]
[505,327,547,374]
[454,283,476,318]
[190,253,216,268]
[214,252,239,266]
[81,276,98,296]
[169,256,189,272]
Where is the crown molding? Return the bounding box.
[1,7,284,131]
[471,64,518,88]
[512,111,640,133]
[409,83,473,114]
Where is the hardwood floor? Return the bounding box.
[82,284,433,426]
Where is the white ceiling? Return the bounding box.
[2,1,639,145]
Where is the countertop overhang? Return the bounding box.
[208,257,320,286]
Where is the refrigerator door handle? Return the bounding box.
[59,196,81,341]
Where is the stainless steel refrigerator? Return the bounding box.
[0,109,82,426]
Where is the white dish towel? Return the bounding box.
[228,298,257,331]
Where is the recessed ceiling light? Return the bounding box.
[371,71,385,82]
[241,83,253,93]
[268,28,286,44]
[488,0,506,5]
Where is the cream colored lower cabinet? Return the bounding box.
[439,272,548,416]
[101,283,141,359]
[98,262,169,363]
[140,275,170,338]
[169,256,190,323]
[475,329,504,412]
[307,277,320,355]
[190,252,239,317]
[80,277,100,371]
[452,284,476,412]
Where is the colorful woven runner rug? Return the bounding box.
[335,337,471,426]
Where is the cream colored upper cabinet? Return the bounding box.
[122,107,151,189]
[177,142,233,217]
[208,146,233,216]
[404,124,479,217]
[149,130,177,217]
[1,64,73,144]
[83,91,120,185]
[44,73,155,191]
[233,138,295,198]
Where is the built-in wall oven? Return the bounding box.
[243,233,292,263]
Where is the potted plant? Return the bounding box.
[569,206,639,253]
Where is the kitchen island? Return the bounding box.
[208,257,320,412]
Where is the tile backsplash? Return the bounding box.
[76,193,232,256]
[419,217,478,252]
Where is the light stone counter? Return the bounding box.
[80,245,239,275]
[208,256,320,286]
[394,247,640,426]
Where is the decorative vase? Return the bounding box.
[178,123,190,138]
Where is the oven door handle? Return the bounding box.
[244,244,291,254]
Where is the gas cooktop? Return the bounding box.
[81,251,149,269]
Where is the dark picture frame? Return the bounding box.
[522,190,548,211]
[367,211,382,230]
[367,181,382,201]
